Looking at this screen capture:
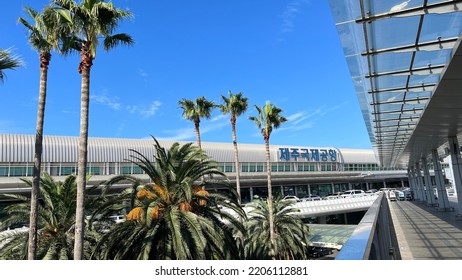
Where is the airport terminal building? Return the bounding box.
[0,134,410,203]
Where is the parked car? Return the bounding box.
[365,189,378,195]
[340,190,365,198]
[325,192,343,200]
[302,195,322,201]
[282,195,301,202]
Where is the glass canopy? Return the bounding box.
[328,0,462,167]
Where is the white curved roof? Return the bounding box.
[0,134,378,164]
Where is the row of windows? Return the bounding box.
[217,163,338,173]
[343,163,405,171]
[0,165,143,177]
[0,161,407,177]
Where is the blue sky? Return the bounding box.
[0,0,372,149]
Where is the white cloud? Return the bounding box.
[127,101,162,118]
[279,0,307,34]
[162,127,196,141]
[138,69,148,78]
[91,94,121,110]
[126,105,139,114]
[279,104,344,134]
[161,117,228,141]
[140,101,162,118]
[211,114,227,122]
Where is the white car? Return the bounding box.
[340,190,365,198]
[282,195,301,202]
[302,195,322,201]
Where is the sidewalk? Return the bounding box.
[389,197,462,259]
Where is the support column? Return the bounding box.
[383,181,387,189]
[412,166,422,201]
[432,149,452,211]
[422,157,437,206]
[408,169,416,200]
[401,180,405,189]
[448,136,462,218]
[415,163,426,203]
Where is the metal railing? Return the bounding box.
[335,192,401,260]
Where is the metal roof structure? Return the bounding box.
[329,0,462,168]
[0,134,376,164]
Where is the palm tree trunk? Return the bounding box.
[28,52,51,260]
[265,139,276,257]
[194,121,201,149]
[231,120,241,204]
[74,53,92,260]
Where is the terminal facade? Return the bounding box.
[0,133,414,204]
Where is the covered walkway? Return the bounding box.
[390,197,462,259]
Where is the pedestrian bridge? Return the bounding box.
[291,195,378,218]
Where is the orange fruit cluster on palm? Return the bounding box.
[194,187,209,206]
[127,184,210,222]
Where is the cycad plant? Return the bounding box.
[93,138,245,260]
[0,173,102,260]
[242,197,311,260]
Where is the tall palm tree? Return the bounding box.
[0,48,22,83]
[52,0,134,260]
[248,101,287,255]
[242,197,310,259]
[18,6,66,259]
[219,91,248,204]
[94,138,245,259]
[0,174,102,260]
[179,97,215,149]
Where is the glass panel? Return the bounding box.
[370,0,425,15]
[372,17,419,50]
[271,164,278,172]
[121,166,131,174]
[0,167,8,176]
[87,166,101,175]
[61,166,76,176]
[420,13,462,41]
[133,166,144,174]
[225,165,233,173]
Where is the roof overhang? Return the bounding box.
[328,0,462,168]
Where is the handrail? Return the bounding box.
[335,193,399,260]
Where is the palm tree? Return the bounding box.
[94,138,245,259]
[52,0,134,260]
[0,48,22,83]
[242,197,310,259]
[248,101,287,255]
[18,6,66,259]
[179,97,216,149]
[219,91,248,204]
[0,174,103,260]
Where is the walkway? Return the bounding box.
[389,197,462,259]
